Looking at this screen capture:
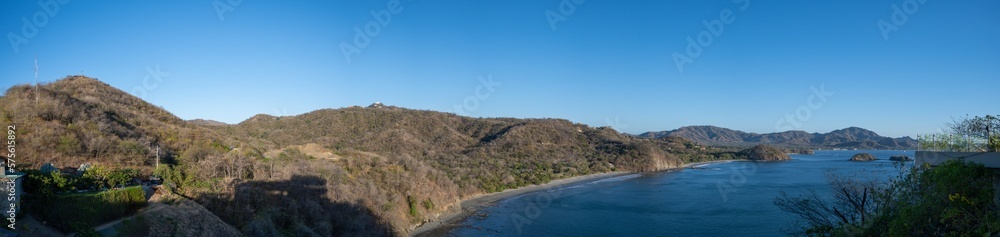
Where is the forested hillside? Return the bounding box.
[640,125,917,150]
[0,76,735,236]
[0,76,218,171]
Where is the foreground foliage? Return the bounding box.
[776,160,1000,236]
[23,186,147,233]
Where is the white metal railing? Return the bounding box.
[917,133,991,152]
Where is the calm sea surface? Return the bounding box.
[447,150,915,236]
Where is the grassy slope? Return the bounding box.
[2,76,737,236]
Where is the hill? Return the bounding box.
[639,125,916,150]
[739,144,792,161]
[0,76,220,169]
[1,76,732,236]
[187,119,229,127]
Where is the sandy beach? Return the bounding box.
[682,159,742,168]
[411,160,745,236]
[410,171,633,236]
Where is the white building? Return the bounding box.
[0,163,24,216]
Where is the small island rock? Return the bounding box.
[889,155,913,161]
[850,153,878,161]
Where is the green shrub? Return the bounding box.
[422,199,434,209]
[880,161,1000,236]
[56,134,83,155]
[24,186,147,232]
[407,195,418,217]
[778,160,1000,236]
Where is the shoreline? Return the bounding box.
[410,171,632,237]
[682,159,743,168]
[410,160,745,236]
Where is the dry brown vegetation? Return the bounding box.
[0,76,215,171]
[115,188,243,237]
[1,76,741,236]
[738,144,792,161]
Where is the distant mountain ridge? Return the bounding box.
[639,126,916,150]
[187,119,229,126]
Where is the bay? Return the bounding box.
[446,150,915,236]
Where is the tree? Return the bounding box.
[83,165,112,189]
[23,170,57,197]
[50,171,71,191]
[83,165,138,189]
[879,161,1000,236]
[107,169,138,188]
[56,134,83,155]
[949,115,1000,152]
[776,161,1000,236]
[774,173,887,236]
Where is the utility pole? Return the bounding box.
[155,145,160,169]
[34,55,39,104]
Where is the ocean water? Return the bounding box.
[446,150,915,236]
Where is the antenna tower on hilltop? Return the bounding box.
[34,56,39,104]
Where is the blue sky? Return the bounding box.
[1,0,997,138]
